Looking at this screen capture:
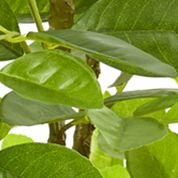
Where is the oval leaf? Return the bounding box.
[0,92,78,126]
[88,107,167,151]
[27,30,176,77]
[0,50,103,109]
[75,0,178,73]
[0,143,102,178]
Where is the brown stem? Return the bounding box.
[73,124,95,157]
[73,56,101,157]
[48,122,66,145]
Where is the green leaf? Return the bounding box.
[90,129,123,168]
[0,143,102,178]
[134,95,178,116]
[164,102,178,123]
[74,0,98,14]
[0,0,23,60]
[0,92,78,126]
[88,107,167,151]
[27,30,176,77]
[0,50,103,109]
[101,165,130,178]
[5,0,96,23]
[1,134,33,149]
[90,130,129,178]
[75,0,178,73]
[0,121,11,140]
[5,0,49,23]
[0,168,15,178]
[105,88,178,105]
[126,131,178,178]
[109,72,132,88]
[111,98,166,124]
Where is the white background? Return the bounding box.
[0,23,178,147]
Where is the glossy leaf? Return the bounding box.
[27,30,176,77]
[6,0,49,22]
[1,134,33,149]
[126,131,178,178]
[0,50,103,109]
[105,88,178,105]
[88,107,167,151]
[0,92,77,126]
[75,0,178,73]
[0,0,23,60]
[0,143,102,178]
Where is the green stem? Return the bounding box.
[28,0,44,32]
[20,41,31,54]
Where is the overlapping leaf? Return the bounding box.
[127,131,178,178]
[88,107,167,151]
[28,30,176,77]
[104,89,178,104]
[0,0,23,60]
[0,92,78,126]
[0,50,103,109]
[5,0,49,22]
[75,0,178,73]
[5,0,98,23]
[0,143,102,178]
[1,134,33,149]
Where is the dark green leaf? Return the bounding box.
[1,134,33,149]
[0,0,23,60]
[74,0,98,14]
[0,92,78,126]
[75,0,178,73]
[88,107,167,151]
[105,88,178,105]
[126,131,178,178]
[5,0,49,23]
[0,50,103,109]
[27,30,176,77]
[0,143,102,178]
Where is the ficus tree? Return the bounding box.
[0,0,178,177]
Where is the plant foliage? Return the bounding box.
[0,0,178,177]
